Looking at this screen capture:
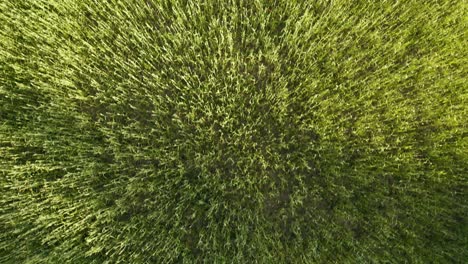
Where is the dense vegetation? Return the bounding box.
[1,0,466,263]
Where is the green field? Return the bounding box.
[1,0,467,263]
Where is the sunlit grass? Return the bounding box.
[1,0,466,262]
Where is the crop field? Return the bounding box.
[1,0,467,263]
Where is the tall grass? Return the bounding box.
[1,0,466,262]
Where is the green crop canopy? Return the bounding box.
[1,0,466,263]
